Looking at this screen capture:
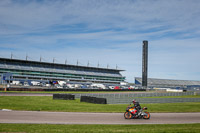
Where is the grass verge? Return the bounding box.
[0,123,200,133]
[0,96,200,112]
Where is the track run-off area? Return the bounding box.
[1,92,200,125]
[0,110,200,125]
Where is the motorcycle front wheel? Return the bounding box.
[124,112,132,119]
[143,112,150,119]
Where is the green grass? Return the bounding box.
[0,96,200,112]
[0,123,199,133]
[0,96,124,112]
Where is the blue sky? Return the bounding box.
[0,0,200,83]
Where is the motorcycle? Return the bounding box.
[124,104,150,119]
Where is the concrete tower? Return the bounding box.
[142,40,148,88]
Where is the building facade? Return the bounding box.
[135,77,200,90]
[0,58,125,85]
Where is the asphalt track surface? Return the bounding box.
[1,92,200,125]
[0,110,200,125]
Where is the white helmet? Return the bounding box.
[132,99,136,103]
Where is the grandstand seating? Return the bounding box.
[0,62,122,77]
[0,58,125,84]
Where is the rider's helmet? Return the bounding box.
[132,99,136,104]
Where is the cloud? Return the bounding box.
[1,0,200,34]
[0,0,200,82]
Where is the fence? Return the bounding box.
[73,91,200,104]
[74,91,195,99]
[105,98,200,104]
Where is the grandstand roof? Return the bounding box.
[0,57,124,72]
[135,77,200,86]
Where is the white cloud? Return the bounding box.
[0,0,200,82]
[0,0,200,34]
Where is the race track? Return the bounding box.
[0,110,200,124]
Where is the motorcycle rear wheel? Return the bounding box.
[124,112,132,119]
[143,112,150,119]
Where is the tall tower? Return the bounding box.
[142,40,148,88]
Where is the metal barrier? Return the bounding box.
[105,98,200,104]
[73,91,199,104]
[74,92,195,99]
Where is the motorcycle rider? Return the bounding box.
[132,99,141,115]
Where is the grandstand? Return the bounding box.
[135,77,200,89]
[0,57,125,85]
